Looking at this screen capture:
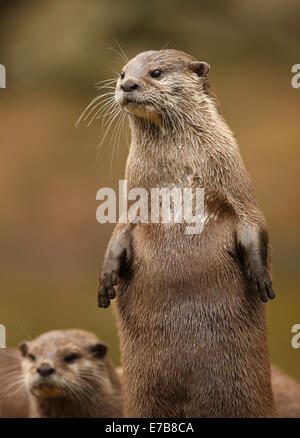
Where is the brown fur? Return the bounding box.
[0,349,29,417]
[18,329,123,418]
[98,49,277,417]
[1,348,298,417]
[272,365,300,418]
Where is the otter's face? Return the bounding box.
[114,49,210,126]
[19,331,107,399]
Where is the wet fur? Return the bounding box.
[1,350,299,417]
[98,49,277,417]
[0,349,29,417]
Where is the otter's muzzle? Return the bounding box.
[121,80,138,92]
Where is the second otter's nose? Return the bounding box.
[121,81,138,92]
[37,364,55,377]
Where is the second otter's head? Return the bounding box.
[19,329,108,399]
[115,49,211,128]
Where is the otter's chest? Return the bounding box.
[130,217,235,282]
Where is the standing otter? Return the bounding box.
[19,329,123,418]
[97,49,277,417]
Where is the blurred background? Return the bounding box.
[0,0,299,379]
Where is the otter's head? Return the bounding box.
[19,329,108,399]
[115,49,211,129]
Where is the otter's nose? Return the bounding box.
[121,81,138,92]
[37,364,55,377]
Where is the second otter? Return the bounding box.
[98,49,277,417]
[19,329,123,418]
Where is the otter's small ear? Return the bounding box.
[88,342,107,358]
[19,341,29,357]
[189,61,210,77]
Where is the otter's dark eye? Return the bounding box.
[28,354,36,361]
[120,71,125,79]
[150,69,162,78]
[64,353,80,363]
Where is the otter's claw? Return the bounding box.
[237,224,275,303]
[98,234,132,308]
[245,264,275,302]
[98,272,118,308]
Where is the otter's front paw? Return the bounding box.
[98,270,118,308]
[98,236,131,308]
[244,263,275,303]
[237,224,275,303]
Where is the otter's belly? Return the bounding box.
[126,219,239,291]
[115,220,257,336]
[114,221,267,407]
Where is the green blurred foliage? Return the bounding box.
[0,0,299,379]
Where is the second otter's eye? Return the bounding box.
[64,353,80,363]
[150,69,162,78]
[28,354,36,361]
[120,71,125,79]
